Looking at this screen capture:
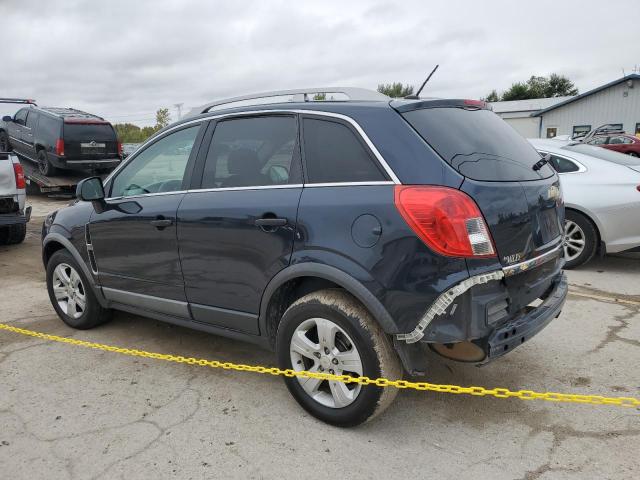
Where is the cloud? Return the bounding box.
[1,0,638,125]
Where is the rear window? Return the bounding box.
[402,107,555,181]
[63,123,116,142]
[563,143,640,166]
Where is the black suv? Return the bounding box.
[41,88,567,426]
[0,106,121,176]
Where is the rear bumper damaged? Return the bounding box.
[396,248,567,364]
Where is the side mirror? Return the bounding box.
[2,116,12,122]
[76,177,105,202]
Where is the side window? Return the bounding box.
[26,111,38,129]
[110,125,200,198]
[14,109,28,126]
[548,154,579,173]
[609,136,632,145]
[587,136,607,145]
[201,116,300,189]
[302,118,386,183]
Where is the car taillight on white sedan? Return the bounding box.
[394,185,496,258]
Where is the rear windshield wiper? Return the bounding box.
[533,154,550,171]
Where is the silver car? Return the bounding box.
[529,138,640,268]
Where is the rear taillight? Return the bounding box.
[117,141,123,156]
[394,185,496,258]
[13,162,26,189]
[55,139,64,156]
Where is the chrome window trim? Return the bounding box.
[304,181,394,188]
[187,184,303,194]
[102,109,402,197]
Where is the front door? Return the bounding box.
[90,123,205,314]
[8,108,29,157]
[178,114,302,333]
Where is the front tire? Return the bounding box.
[46,249,111,329]
[563,210,598,269]
[276,289,402,427]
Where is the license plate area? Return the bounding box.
[80,142,106,155]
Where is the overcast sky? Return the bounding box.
[2,0,639,126]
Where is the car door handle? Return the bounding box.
[150,217,173,229]
[254,218,287,227]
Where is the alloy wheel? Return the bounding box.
[52,263,86,319]
[563,220,585,261]
[289,317,363,408]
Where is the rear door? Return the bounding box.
[178,114,302,334]
[22,110,38,159]
[90,123,205,313]
[399,104,563,266]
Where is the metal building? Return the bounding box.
[533,74,640,139]
[489,97,572,138]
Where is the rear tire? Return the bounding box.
[0,131,10,152]
[563,210,598,269]
[37,149,57,177]
[0,223,26,244]
[46,249,112,329]
[276,289,402,427]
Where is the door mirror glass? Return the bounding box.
[2,116,12,122]
[77,177,105,201]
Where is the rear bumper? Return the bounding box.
[50,155,120,171]
[396,246,567,364]
[0,205,31,225]
[486,272,567,360]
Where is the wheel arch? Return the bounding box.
[43,233,108,307]
[258,263,397,350]
[564,204,603,246]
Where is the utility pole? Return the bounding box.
[174,103,184,120]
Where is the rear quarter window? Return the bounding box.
[302,118,387,183]
[401,107,555,181]
[38,115,61,139]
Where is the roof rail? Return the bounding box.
[0,98,36,105]
[187,87,389,117]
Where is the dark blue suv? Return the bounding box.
[41,88,567,426]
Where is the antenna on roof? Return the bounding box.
[405,64,439,99]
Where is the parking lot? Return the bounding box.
[1,195,639,480]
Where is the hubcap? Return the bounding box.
[563,220,585,261]
[52,263,86,319]
[289,317,364,409]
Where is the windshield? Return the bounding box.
[402,107,555,181]
[563,143,640,166]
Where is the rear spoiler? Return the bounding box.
[391,98,492,113]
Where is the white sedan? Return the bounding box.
[529,138,640,268]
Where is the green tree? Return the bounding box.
[155,108,171,129]
[487,74,578,102]
[501,82,532,101]
[377,82,414,98]
[482,90,500,102]
[544,73,579,97]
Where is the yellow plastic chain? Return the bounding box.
[1,322,638,408]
